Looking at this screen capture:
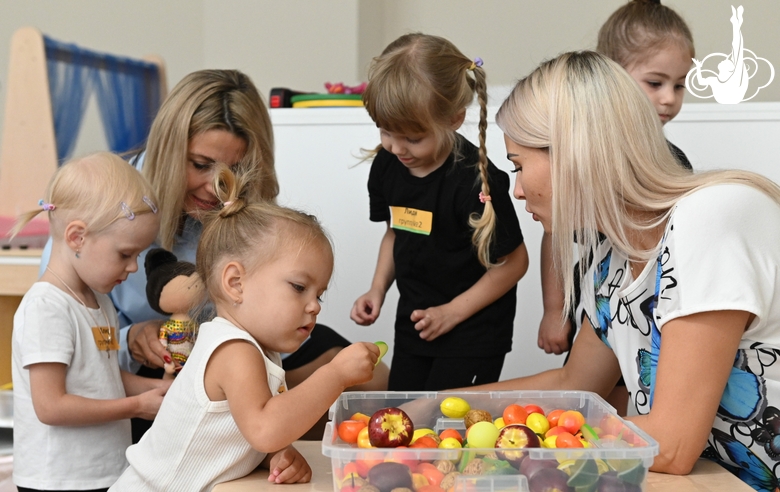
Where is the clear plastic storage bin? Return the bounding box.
[322,390,658,492]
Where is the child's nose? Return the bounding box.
[659,86,676,106]
[128,259,139,273]
[307,299,322,316]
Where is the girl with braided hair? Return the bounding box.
[351,33,529,390]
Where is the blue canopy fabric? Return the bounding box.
[44,36,162,163]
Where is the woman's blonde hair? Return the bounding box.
[11,152,158,239]
[598,0,695,69]
[142,69,278,250]
[496,51,780,315]
[363,33,498,268]
[196,165,332,304]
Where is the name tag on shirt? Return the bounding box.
[91,326,120,351]
[390,206,433,235]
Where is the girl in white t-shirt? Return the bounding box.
[10,152,169,492]
[111,165,379,491]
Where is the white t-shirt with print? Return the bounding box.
[12,282,130,490]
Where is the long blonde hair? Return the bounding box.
[597,0,695,69]
[363,33,498,268]
[11,152,158,239]
[196,165,332,304]
[142,69,278,250]
[496,51,780,314]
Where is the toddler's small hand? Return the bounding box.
[135,386,167,420]
[331,342,380,387]
[411,305,458,341]
[267,446,312,484]
[351,291,384,326]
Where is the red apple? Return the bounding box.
[494,424,541,468]
[368,407,414,447]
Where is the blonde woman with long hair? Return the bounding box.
[478,51,780,489]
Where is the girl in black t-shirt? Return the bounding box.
[350,33,529,391]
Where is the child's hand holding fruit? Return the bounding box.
[327,342,381,389]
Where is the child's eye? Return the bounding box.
[406,138,421,144]
[647,81,661,88]
[290,283,305,293]
[674,84,686,90]
[317,295,324,303]
[510,166,521,174]
[119,253,131,259]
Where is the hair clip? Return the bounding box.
[38,199,56,211]
[469,57,484,70]
[142,196,158,214]
[120,202,135,220]
[223,201,234,207]
[479,191,492,203]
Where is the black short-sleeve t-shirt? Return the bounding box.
[368,135,524,357]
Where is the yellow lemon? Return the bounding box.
[411,428,436,444]
[439,437,462,449]
[526,412,550,436]
[440,397,471,419]
[493,417,506,429]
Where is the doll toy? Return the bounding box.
[145,248,204,378]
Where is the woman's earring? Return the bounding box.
[75,249,80,259]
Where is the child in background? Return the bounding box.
[351,33,528,391]
[536,0,695,412]
[10,153,169,492]
[111,166,379,491]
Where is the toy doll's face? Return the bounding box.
[159,274,203,315]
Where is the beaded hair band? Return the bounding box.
[469,57,484,71]
[38,199,56,211]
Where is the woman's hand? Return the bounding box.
[128,319,172,368]
[264,446,312,484]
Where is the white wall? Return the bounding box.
[270,101,780,380]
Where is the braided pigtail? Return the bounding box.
[467,64,499,268]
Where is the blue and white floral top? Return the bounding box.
[576,184,780,492]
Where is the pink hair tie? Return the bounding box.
[38,199,55,211]
[479,191,491,203]
[223,201,233,207]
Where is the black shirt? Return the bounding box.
[368,136,524,357]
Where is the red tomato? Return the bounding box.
[410,435,439,449]
[524,404,544,416]
[546,409,565,428]
[545,426,567,438]
[555,431,584,448]
[502,403,528,425]
[338,420,367,444]
[557,410,585,435]
[417,463,445,487]
[439,428,463,444]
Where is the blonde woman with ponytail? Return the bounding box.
[351,33,528,391]
[478,51,780,488]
